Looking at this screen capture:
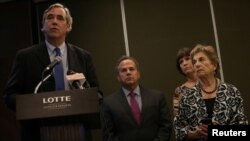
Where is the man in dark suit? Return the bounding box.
[3,3,99,141]
[102,56,172,141]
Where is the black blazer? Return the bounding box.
[102,86,172,141]
[4,42,99,111]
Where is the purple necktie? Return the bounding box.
[54,48,65,90]
[129,92,141,125]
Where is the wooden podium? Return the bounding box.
[16,88,100,141]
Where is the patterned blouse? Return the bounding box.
[173,86,190,117]
[174,81,248,141]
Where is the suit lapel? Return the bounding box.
[35,42,51,69]
[67,43,81,72]
[139,87,148,125]
[117,89,138,125]
[33,42,55,91]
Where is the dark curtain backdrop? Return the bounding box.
[1,0,249,141]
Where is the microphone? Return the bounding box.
[66,70,86,89]
[35,56,62,93]
[43,56,62,72]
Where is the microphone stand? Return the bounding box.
[34,71,53,94]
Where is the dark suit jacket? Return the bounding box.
[4,41,99,111]
[102,86,172,141]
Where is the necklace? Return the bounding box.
[200,79,217,94]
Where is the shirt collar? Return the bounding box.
[45,40,66,56]
[123,85,140,97]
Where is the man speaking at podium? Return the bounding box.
[3,3,99,141]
